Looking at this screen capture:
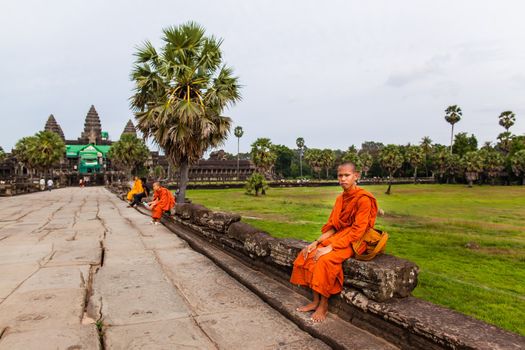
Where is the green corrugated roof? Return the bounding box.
[66,144,111,158]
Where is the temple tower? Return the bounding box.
[79,105,103,144]
[44,114,65,141]
[121,119,137,138]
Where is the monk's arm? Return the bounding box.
[330,197,372,250]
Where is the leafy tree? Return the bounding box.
[497,131,513,155]
[304,148,323,179]
[234,126,244,179]
[406,145,424,183]
[445,105,462,153]
[446,153,462,183]
[130,22,241,203]
[14,136,39,179]
[34,131,66,177]
[152,165,166,180]
[272,144,294,178]
[480,148,504,185]
[498,111,516,132]
[360,141,384,177]
[358,152,373,177]
[108,134,150,178]
[452,132,478,157]
[432,146,451,183]
[420,136,433,176]
[342,146,360,166]
[245,172,268,196]
[320,149,335,179]
[461,151,483,187]
[510,150,525,185]
[379,144,404,194]
[251,138,276,175]
[296,137,305,177]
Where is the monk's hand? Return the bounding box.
[302,241,318,259]
[314,245,332,261]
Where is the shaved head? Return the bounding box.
[338,162,359,173]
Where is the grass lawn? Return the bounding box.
[186,184,525,336]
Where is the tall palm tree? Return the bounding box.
[130,22,241,203]
[108,134,150,178]
[234,126,244,180]
[445,105,462,154]
[296,137,305,178]
[379,144,404,194]
[498,111,516,132]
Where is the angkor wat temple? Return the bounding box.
[0,105,254,184]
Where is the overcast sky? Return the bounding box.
[1,0,524,155]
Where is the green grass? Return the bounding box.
[186,184,525,336]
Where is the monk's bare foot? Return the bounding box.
[311,303,328,322]
[296,301,319,312]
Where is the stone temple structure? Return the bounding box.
[0,105,255,184]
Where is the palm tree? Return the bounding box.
[461,151,483,187]
[34,131,66,178]
[250,138,276,175]
[480,148,504,185]
[130,22,241,203]
[420,136,433,176]
[296,137,305,177]
[107,134,150,178]
[510,150,525,185]
[234,126,244,180]
[342,146,360,165]
[321,149,335,179]
[406,145,424,183]
[379,145,404,194]
[14,136,39,179]
[304,148,323,180]
[445,105,462,154]
[498,111,516,132]
[358,152,373,177]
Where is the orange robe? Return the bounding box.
[151,187,175,219]
[290,187,378,297]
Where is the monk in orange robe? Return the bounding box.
[127,176,144,202]
[290,162,378,322]
[147,182,175,224]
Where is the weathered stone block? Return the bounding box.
[343,254,419,301]
[191,206,212,226]
[174,203,207,221]
[227,222,275,257]
[197,211,241,233]
[269,238,308,267]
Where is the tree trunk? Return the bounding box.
[326,167,329,179]
[450,124,454,154]
[177,160,190,203]
[522,176,525,186]
[299,152,303,178]
[468,179,473,188]
[385,183,392,195]
[413,166,417,184]
[237,137,240,181]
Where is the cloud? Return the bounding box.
[385,54,450,87]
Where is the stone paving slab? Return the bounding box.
[0,325,100,350]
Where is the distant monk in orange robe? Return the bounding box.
[290,162,378,322]
[127,176,144,203]
[147,182,175,224]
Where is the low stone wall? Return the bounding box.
[108,183,525,349]
[0,182,41,196]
